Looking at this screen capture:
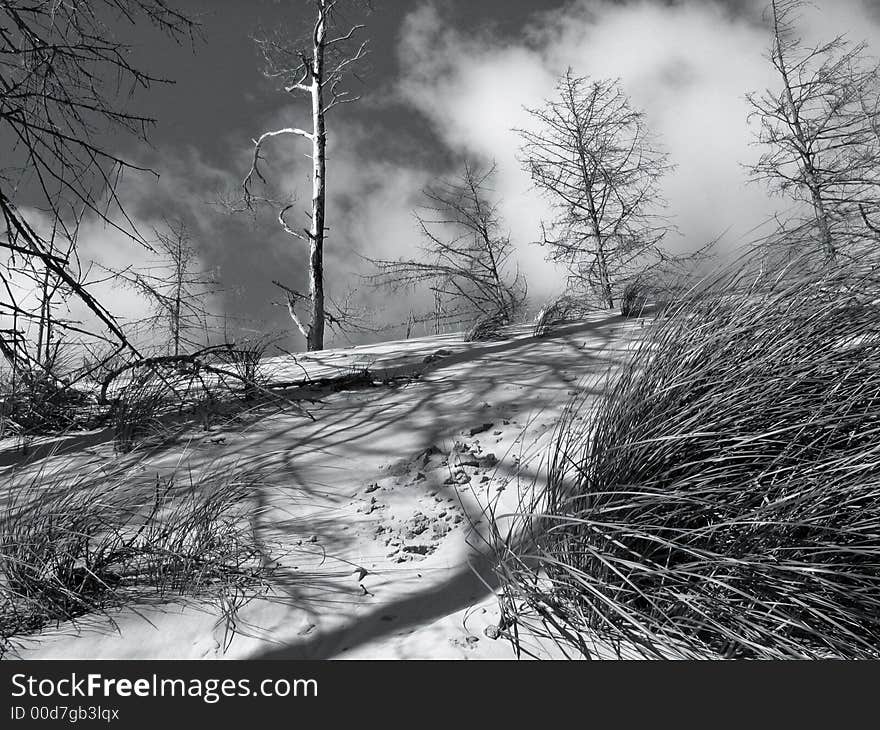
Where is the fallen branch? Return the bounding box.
[98,344,314,420]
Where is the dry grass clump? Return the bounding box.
[0,372,93,438]
[533,294,592,337]
[109,372,172,453]
[495,253,880,659]
[619,279,649,317]
[0,452,277,656]
[465,311,509,342]
[106,340,278,452]
[212,338,273,399]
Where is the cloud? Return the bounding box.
[394,0,880,293]
[396,5,562,297]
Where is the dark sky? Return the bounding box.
[121,0,573,171]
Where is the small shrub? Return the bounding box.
[0,372,92,438]
[213,338,272,400]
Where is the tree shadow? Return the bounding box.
[5,313,640,658]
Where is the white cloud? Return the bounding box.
[394,0,880,299]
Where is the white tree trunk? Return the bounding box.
[308,5,327,351]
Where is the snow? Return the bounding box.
[8,312,644,660]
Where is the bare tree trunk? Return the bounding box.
[172,232,183,356]
[586,196,614,309]
[574,116,616,309]
[483,239,507,316]
[36,267,49,367]
[243,0,367,351]
[434,291,442,335]
[595,235,615,309]
[308,10,327,351]
[771,0,836,261]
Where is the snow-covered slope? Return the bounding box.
[10,312,643,660]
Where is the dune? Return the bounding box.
[4,312,643,660]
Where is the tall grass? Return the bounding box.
[495,252,880,659]
[0,451,277,656]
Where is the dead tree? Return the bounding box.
[33,236,70,372]
[242,0,369,351]
[1,215,78,379]
[747,0,880,261]
[0,1,197,376]
[365,162,528,335]
[519,70,674,310]
[104,219,223,356]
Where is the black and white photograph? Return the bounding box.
[2,0,880,683]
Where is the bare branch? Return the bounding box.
[242,127,314,205]
[272,280,310,340]
[278,204,308,240]
[326,24,366,47]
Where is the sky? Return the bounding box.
[26,0,880,349]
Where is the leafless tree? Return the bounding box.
[365,162,528,335]
[104,219,223,356]
[747,0,880,261]
[0,216,77,383]
[519,70,674,310]
[242,0,370,351]
[0,0,197,376]
[32,236,71,373]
